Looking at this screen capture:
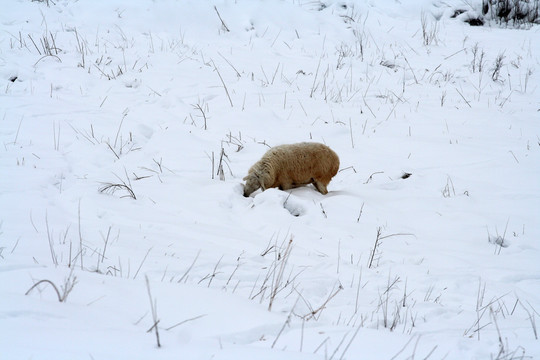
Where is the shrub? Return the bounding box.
[482,0,540,26]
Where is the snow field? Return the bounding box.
[1,0,539,359]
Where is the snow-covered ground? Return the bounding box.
[1,0,539,359]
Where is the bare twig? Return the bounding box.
[268,237,294,311]
[339,325,362,360]
[349,118,355,148]
[271,296,300,348]
[178,250,200,283]
[45,212,58,266]
[218,52,241,77]
[320,203,327,218]
[455,88,472,108]
[133,247,152,279]
[216,147,226,181]
[368,227,382,269]
[165,314,207,331]
[193,103,208,130]
[99,171,136,199]
[357,202,365,223]
[212,61,233,107]
[310,56,323,98]
[25,279,62,301]
[99,183,136,199]
[368,228,415,269]
[364,171,384,184]
[78,200,84,270]
[214,6,230,32]
[198,255,223,288]
[303,283,343,320]
[25,270,77,302]
[145,275,161,348]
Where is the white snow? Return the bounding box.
[1,0,539,359]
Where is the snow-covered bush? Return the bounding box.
[482,0,540,25]
[451,0,539,27]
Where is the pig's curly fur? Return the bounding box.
[243,142,339,197]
